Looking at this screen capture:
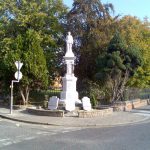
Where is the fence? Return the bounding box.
[124,88,150,101]
[47,89,62,98]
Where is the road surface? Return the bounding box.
[1,108,150,150]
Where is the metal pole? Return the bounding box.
[10,81,14,114]
[10,80,19,114]
[10,61,23,114]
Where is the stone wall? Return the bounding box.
[27,108,64,117]
[113,99,149,111]
[78,108,113,118]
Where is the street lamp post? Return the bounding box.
[10,61,23,114]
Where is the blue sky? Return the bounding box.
[63,0,150,20]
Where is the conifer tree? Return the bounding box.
[96,32,142,102]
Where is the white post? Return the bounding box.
[10,81,13,114]
[10,61,23,114]
[10,80,19,114]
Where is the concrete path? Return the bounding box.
[0,107,149,127]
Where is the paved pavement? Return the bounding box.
[130,105,150,116]
[0,106,150,127]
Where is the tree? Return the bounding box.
[0,0,67,104]
[67,0,117,80]
[95,32,143,103]
[118,16,150,88]
[18,29,49,104]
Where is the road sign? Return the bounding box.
[10,61,23,114]
[15,61,23,70]
[14,71,23,80]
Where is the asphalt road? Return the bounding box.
[0,118,150,150]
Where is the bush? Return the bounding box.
[29,89,61,106]
[77,79,103,107]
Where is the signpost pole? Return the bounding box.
[10,81,13,114]
[10,61,23,114]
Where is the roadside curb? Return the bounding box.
[0,114,150,128]
[0,114,60,126]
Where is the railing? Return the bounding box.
[47,89,62,98]
[124,88,150,101]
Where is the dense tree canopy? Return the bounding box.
[67,1,149,103]
[67,0,117,80]
[0,0,67,103]
[117,16,150,88]
[95,32,143,102]
[0,0,149,105]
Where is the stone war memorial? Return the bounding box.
[59,32,81,111]
[82,97,92,111]
[27,32,113,118]
[48,96,59,110]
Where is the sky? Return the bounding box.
[63,0,150,20]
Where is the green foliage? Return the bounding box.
[0,0,67,103]
[17,29,48,88]
[29,89,61,104]
[108,31,126,53]
[118,16,150,88]
[95,32,143,103]
[77,79,104,107]
[67,0,117,80]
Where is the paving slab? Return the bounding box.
[0,107,149,127]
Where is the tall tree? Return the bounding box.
[0,0,67,104]
[118,16,150,88]
[95,32,143,103]
[67,0,117,80]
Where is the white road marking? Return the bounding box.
[133,113,150,117]
[131,110,150,116]
[16,123,20,127]
[36,131,49,135]
[24,136,36,140]
[0,126,82,148]
[3,142,12,146]
[0,138,10,142]
[0,136,36,148]
[62,130,70,133]
[12,140,21,144]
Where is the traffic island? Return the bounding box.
[26,108,64,117]
[26,107,113,118]
[78,108,113,118]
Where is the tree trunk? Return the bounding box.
[20,89,26,105]
[20,85,30,105]
[111,70,129,103]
